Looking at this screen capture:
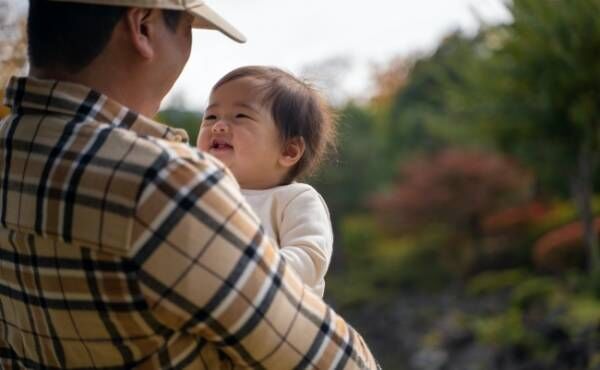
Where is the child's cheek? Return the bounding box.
[197,129,208,150]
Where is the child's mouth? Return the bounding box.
[210,140,233,152]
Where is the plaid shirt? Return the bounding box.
[0,77,378,370]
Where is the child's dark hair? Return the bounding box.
[212,66,337,182]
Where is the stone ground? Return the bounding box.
[333,288,595,370]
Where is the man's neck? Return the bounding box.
[29,66,160,117]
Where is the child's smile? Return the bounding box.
[197,76,290,189]
[209,138,234,155]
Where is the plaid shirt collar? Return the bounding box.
[4,76,189,144]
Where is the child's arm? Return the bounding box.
[278,186,333,297]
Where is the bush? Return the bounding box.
[510,277,557,311]
[467,269,531,297]
[482,201,551,236]
[533,217,600,273]
[470,272,600,368]
[328,214,453,307]
[561,294,600,335]
[473,308,535,347]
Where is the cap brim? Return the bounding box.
[48,0,246,43]
[187,3,246,43]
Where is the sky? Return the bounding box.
[164,0,511,110]
[8,0,511,110]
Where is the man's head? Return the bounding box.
[27,0,245,116]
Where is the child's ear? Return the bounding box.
[279,137,305,168]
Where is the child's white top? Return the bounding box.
[241,183,333,297]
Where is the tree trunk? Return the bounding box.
[571,145,599,276]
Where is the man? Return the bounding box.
[0,0,379,369]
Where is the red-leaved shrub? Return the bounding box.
[532,218,600,272]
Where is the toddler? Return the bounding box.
[197,66,336,297]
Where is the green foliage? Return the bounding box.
[456,0,600,197]
[561,295,600,334]
[473,308,536,347]
[339,214,381,262]
[470,271,600,367]
[312,104,392,224]
[155,109,203,145]
[384,32,493,163]
[328,214,452,307]
[377,236,452,292]
[472,306,565,366]
[530,197,600,236]
[321,0,600,364]
[510,276,556,311]
[467,269,531,297]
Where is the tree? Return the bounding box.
[371,148,532,270]
[373,31,500,169]
[312,103,391,225]
[369,56,411,111]
[457,0,600,276]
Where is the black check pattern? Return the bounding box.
[0,76,379,369]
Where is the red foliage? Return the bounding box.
[370,149,533,235]
[482,201,551,235]
[532,218,600,272]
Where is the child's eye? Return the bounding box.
[202,115,217,125]
[236,113,251,120]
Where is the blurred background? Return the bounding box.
[3,0,600,369]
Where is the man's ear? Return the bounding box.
[279,137,306,168]
[125,8,160,60]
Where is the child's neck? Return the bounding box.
[239,176,292,190]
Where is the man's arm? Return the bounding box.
[130,151,378,369]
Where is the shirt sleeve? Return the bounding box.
[278,188,333,297]
[129,153,379,369]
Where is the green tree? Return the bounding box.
[312,103,390,225]
[381,31,492,164]
[155,109,203,145]
[459,0,600,276]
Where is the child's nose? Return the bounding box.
[212,120,229,133]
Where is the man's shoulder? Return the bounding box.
[4,112,232,256]
[79,127,237,256]
[103,125,227,179]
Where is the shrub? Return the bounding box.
[482,201,550,236]
[328,214,453,307]
[532,218,600,273]
[467,269,531,297]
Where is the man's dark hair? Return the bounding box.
[28,0,183,73]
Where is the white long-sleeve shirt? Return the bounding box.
[241,183,333,297]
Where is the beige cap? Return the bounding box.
[50,0,246,43]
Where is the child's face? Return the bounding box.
[197,76,289,189]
